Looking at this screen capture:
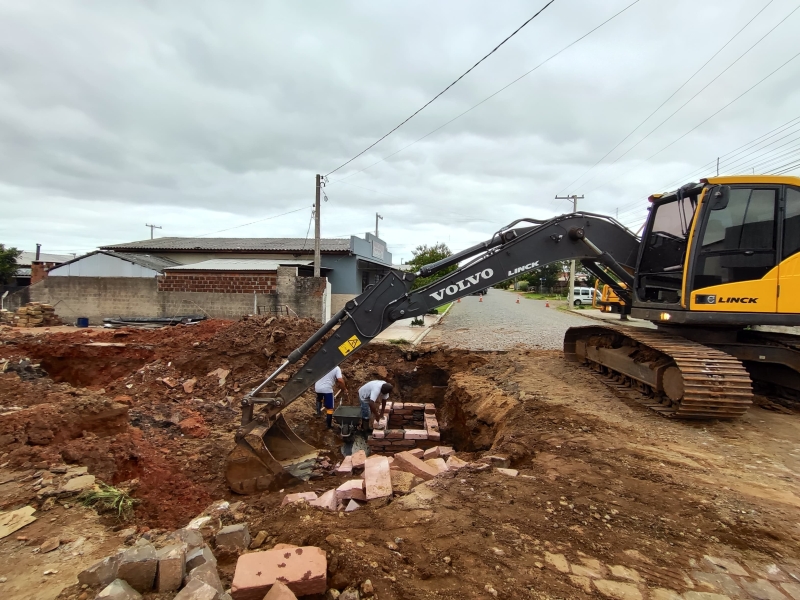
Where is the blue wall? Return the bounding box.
[322,234,393,295]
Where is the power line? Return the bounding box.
[555,0,776,198]
[611,116,800,219]
[325,0,558,177]
[586,46,800,197]
[329,0,643,187]
[195,205,310,237]
[580,2,800,195]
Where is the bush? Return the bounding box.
[517,281,529,292]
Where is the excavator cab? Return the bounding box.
[632,176,800,324]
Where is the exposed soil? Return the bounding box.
[1,319,799,600]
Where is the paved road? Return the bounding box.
[424,290,596,350]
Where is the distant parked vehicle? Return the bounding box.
[572,287,599,306]
[471,288,489,296]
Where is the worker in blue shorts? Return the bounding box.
[358,380,392,433]
[314,366,347,428]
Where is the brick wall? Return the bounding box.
[158,271,277,294]
[28,272,328,325]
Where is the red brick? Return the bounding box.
[408,448,424,458]
[230,546,326,599]
[423,447,440,460]
[351,450,366,469]
[404,429,428,440]
[335,479,365,501]
[335,455,353,475]
[364,455,392,500]
[424,457,447,474]
[393,451,439,481]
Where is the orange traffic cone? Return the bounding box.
[546,300,550,308]
[457,298,461,303]
[479,295,483,302]
[516,296,520,304]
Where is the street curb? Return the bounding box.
[412,302,454,346]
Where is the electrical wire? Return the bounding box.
[555,0,777,198]
[580,2,800,195]
[585,46,800,197]
[195,205,310,237]
[300,207,315,251]
[325,0,558,177]
[329,0,642,187]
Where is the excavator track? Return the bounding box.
[564,325,753,419]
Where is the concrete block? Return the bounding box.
[169,528,205,553]
[424,403,436,414]
[174,578,220,600]
[281,492,318,507]
[96,579,142,600]
[264,581,298,600]
[310,489,338,511]
[116,543,158,593]
[336,479,366,501]
[335,456,353,475]
[78,555,120,588]
[446,455,468,470]
[186,545,217,572]
[408,448,424,459]
[424,458,447,474]
[188,562,225,596]
[215,523,251,552]
[393,451,439,481]
[156,544,186,592]
[404,429,428,440]
[364,455,392,500]
[351,450,367,469]
[230,546,327,599]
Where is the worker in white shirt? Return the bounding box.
[358,380,393,432]
[314,366,347,428]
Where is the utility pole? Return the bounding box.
[554,194,584,309]
[375,213,383,238]
[314,174,321,277]
[145,224,162,239]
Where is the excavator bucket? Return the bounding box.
[225,414,319,495]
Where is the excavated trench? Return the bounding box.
[0,318,526,528]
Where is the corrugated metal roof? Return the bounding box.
[16,251,74,266]
[48,250,180,274]
[113,252,180,272]
[100,237,351,252]
[164,259,314,272]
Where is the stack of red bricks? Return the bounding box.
[368,401,441,453]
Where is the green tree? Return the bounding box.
[0,244,22,285]
[520,261,567,291]
[406,242,458,291]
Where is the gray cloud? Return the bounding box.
[0,0,799,260]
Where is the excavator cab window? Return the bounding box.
[692,187,777,289]
[637,194,697,303]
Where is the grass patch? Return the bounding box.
[80,483,138,520]
[434,302,453,314]
[523,293,563,300]
[387,339,410,345]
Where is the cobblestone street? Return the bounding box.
[424,289,595,350]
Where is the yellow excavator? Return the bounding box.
[226,175,800,493]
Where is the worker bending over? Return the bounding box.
[314,366,347,429]
[358,380,392,432]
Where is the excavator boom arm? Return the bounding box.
[247,213,639,421]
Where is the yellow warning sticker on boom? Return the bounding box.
[338,335,362,356]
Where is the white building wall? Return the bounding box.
[48,253,158,278]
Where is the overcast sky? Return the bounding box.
[1,0,799,261]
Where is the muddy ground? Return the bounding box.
[0,317,798,599]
